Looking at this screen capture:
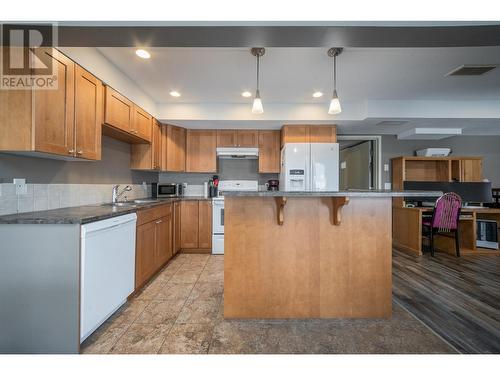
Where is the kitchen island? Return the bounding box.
[222,190,441,319]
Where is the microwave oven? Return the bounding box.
[152,183,183,198]
[476,219,498,250]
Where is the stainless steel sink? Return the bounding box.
[103,202,137,207]
[133,199,160,204]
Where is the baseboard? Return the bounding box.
[392,242,422,256]
[180,248,211,254]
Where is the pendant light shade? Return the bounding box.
[251,47,265,114]
[328,90,341,115]
[327,47,343,115]
[252,89,264,114]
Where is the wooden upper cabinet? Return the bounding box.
[131,118,160,170]
[74,65,103,160]
[198,201,212,249]
[152,119,161,170]
[104,86,133,133]
[281,125,337,146]
[132,105,152,142]
[162,124,186,172]
[281,125,308,145]
[237,130,259,147]
[33,48,75,156]
[217,130,258,148]
[258,130,281,173]
[0,48,105,160]
[186,130,217,173]
[461,159,483,182]
[452,159,483,182]
[103,86,150,144]
[309,125,337,143]
[217,130,238,147]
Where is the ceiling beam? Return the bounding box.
[52,25,500,47]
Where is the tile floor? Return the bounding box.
[81,253,455,354]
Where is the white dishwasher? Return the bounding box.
[80,213,137,342]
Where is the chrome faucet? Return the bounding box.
[112,185,132,203]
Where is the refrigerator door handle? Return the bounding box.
[308,143,312,191]
[308,145,316,191]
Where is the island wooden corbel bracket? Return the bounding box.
[330,196,349,225]
[274,197,287,225]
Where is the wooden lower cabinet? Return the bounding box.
[173,201,182,255]
[135,220,157,288]
[198,201,213,249]
[180,200,212,252]
[155,213,173,265]
[135,203,173,289]
[180,201,200,249]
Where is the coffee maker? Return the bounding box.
[266,179,279,191]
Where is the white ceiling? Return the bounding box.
[98,46,500,103]
[95,46,500,135]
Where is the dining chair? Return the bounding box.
[422,192,462,257]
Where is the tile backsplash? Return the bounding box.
[0,183,151,216]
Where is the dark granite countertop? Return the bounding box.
[222,190,443,198]
[0,196,211,224]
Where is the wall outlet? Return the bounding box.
[384,164,389,172]
[13,178,27,195]
[384,182,392,190]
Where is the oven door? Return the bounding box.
[212,199,224,234]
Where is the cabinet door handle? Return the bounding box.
[156,219,163,224]
[77,150,83,155]
[68,149,75,154]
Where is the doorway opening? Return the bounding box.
[338,135,382,190]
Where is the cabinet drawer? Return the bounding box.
[137,203,172,226]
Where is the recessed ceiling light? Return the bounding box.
[135,49,151,59]
[312,91,323,98]
[170,91,181,97]
[241,91,252,98]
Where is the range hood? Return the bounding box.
[216,147,259,159]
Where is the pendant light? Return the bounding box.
[251,47,265,114]
[327,47,343,115]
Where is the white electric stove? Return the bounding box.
[212,180,259,254]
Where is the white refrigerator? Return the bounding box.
[279,143,339,191]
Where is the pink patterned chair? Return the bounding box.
[422,192,462,257]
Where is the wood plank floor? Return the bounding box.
[393,249,500,353]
